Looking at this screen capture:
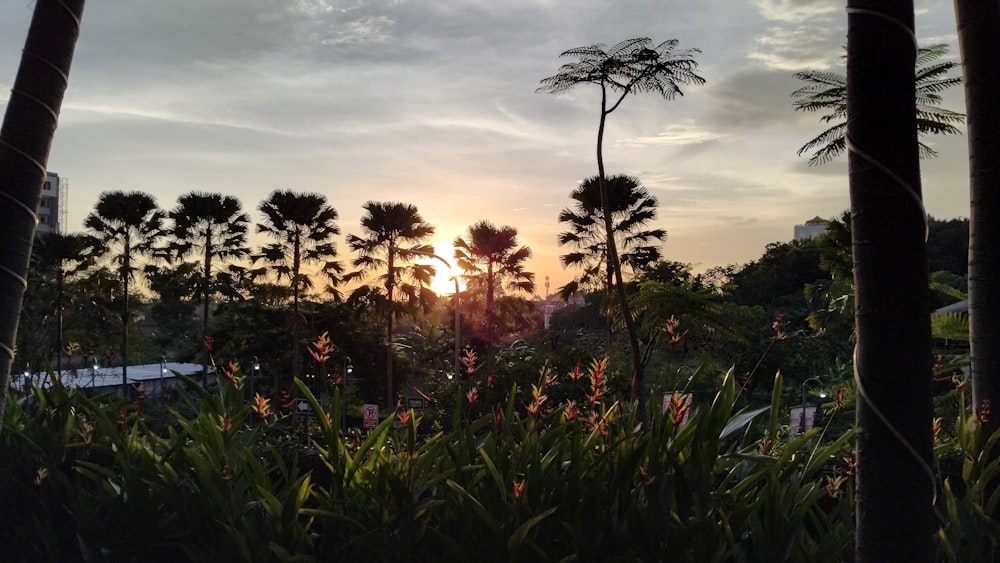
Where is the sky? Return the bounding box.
[0,0,970,296]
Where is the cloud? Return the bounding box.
[751,0,839,23]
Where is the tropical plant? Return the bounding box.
[344,201,435,408]
[18,232,97,377]
[558,174,666,298]
[84,190,167,395]
[0,0,86,425]
[256,190,342,383]
[538,37,705,414]
[792,43,963,166]
[167,192,251,381]
[454,220,535,346]
[845,6,935,560]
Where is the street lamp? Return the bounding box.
[342,356,353,429]
[160,355,167,397]
[798,376,827,434]
[252,357,260,398]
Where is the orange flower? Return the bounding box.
[252,394,273,419]
[512,480,525,502]
[526,383,548,419]
[308,331,334,365]
[461,347,480,378]
[397,409,411,424]
[222,361,244,390]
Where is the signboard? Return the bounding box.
[363,404,379,429]
[407,397,425,410]
[296,398,316,417]
[790,406,818,436]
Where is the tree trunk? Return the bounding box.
[203,227,212,385]
[596,88,646,420]
[847,2,934,561]
[386,250,395,409]
[954,0,1000,441]
[0,0,85,426]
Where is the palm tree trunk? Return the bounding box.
[847,2,934,561]
[0,0,84,426]
[954,0,1000,441]
[596,88,646,420]
[203,228,212,385]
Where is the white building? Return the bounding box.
[794,216,829,241]
[36,171,67,234]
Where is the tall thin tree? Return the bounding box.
[846,2,934,560]
[344,201,435,409]
[85,191,166,395]
[538,38,704,416]
[168,192,250,384]
[0,0,85,424]
[953,0,1000,442]
[256,190,342,384]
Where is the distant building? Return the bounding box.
[36,171,67,234]
[794,216,829,241]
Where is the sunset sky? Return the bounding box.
[0,0,970,296]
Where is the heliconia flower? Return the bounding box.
[932,417,943,441]
[45,407,56,420]
[568,363,583,382]
[494,404,504,425]
[760,437,773,455]
[487,374,495,388]
[309,331,334,365]
[978,399,992,425]
[512,480,525,502]
[324,412,333,426]
[586,412,608,437]
[840,455,856,478]
[562,400,579,422]
[466,387,479,405]
[219,414,231,432]
[34,467,49,486]
[770,314,794,342]
[586,358,608,406]
[668,394,690,427]
[835,384,846,408]
[204,335,214,351]
[222,361,245,390]
[279,390,296,409]
[397,409,411,425]
[952,373,968,390]
[539,364,556,387]
[461,347,480,377]
[824,475,847,499]
[252,394,273,419]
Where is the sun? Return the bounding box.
[424,242,463,296]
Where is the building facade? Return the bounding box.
[793,216,828,241]
[36,171,67,234]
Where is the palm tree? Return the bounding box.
[792,43,963,166]
[344,201,435,408]
[256,190,342,383]
[539,38,704,414]
[954,0,1000,444]
[0,0,85,421]
[558,174,666,347]
[85,191,167,395]
[168,192,250,383]
[454,221,535,346]
[845,3,934,560]
[28,232,98,378]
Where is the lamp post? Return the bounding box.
[160,355,167,398]
[799,376,826,434]
[342,356,353,429]
[252,357,260,399]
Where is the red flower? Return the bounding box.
[562,400,579,422]
[466,387,479,405]
[487,374,495,388]
[770,314,794,342]
[932,417,943,442]
[397,409,411,425]
[219,414,231,432]
[494,404,504,425]
[308,331,334,365]
[568,363,583,382]
[512,480,525,502]
[204,335,214,351]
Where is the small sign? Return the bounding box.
[296,398,316,416]
[790,406,818,436]
[407,397,425,409]
[363,404,379,429]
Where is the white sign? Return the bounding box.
[363,404,379,429]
